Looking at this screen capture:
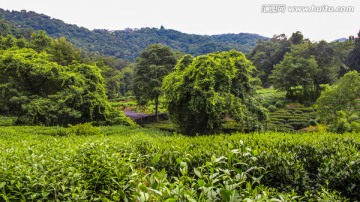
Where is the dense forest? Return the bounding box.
[0,9,268,61]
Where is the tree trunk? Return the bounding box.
[314,82,321,101]
[155,96,159,122]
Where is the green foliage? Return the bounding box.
[308,119,317,126]
[0,116,15,126]
[247,34,291,87]
[0,126,358,201]
[269,39,348,105]
[143,120,177,132]
[163,50,267,135]
[289,31,304,45]
[0,19,33,39]
[267,107,316,132]
[68,122,101,136]
[0,48,133,126]
[133,44,177,118]
[28,30,52,52]
[317,71,360,133]
[268,105,277,112]
[270,43,319,104]
[274,100,284,108]
[257,88,286,108]
[249,31,349,91]
[0,20,135,99]
[87,53,131,98]
[48,36,82,66]
[118,65,134,96]
[347,31,360,73]
[0,9,268,61]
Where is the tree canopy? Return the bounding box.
[0,36,134,126]
[347,31,360,73]
[270,43,318,104]
[133,44,177,120]
[270,41,343,104]
[163,50,267,135]
[248,31,351,92]
[316,71,360,133]
[247,34,291,87]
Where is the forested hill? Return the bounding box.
[0,9,268,61]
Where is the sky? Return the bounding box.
[0,0,359,41]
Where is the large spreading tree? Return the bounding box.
[0,48,133,126]
[270,43,318,104]
[270,41,343,104]
[133,44,177,120]
[163,50,267,135]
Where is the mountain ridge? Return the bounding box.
[0,8,268,60]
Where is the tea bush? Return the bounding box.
[0,126,358,201]
[68,122,101,136]
[268,105,277,112]
[267,107,316,132]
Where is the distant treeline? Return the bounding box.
[0,9,268,61]
[247,31,360,103]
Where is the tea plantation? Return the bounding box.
[0,125,359,201]
[267,108,316,132]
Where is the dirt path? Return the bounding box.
[124,110,150,120]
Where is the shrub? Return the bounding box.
[263,101,272,108]
[68,122,101,136]
[349,114,359,122]
[309,119,317,126]
[268,105,277,112]
[275,100,284,108]
[350,121,360,132]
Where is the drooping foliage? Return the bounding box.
[163,50,267,135]
[0,46,133,126]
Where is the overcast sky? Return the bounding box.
[0,0,359,41]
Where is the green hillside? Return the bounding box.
[0,9,268,61]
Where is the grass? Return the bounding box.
[0,125,359,201]
[0,116,16,126]
[110,96,167,114]
[143,120,176,132]
[257,88,286,107]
